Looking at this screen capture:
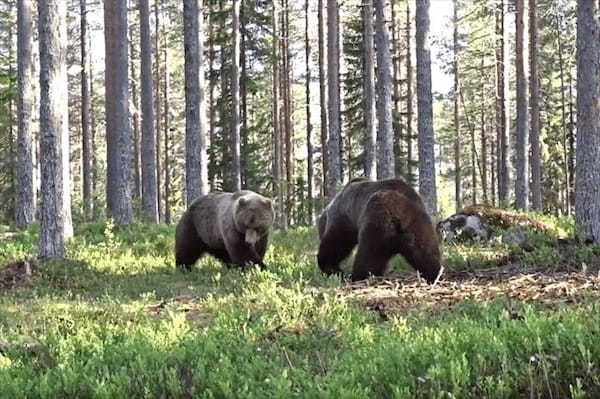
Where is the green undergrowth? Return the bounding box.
[1,216,599,398]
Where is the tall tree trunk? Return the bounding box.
[374,0,395,179]
[16,0,36,226]
[208,1,216,191]
[140,0,158,222]
[405,2,414,185]
[575,0,600,242]
[38,0,71,257]
[129,31,142,202]
[104,0,133,225]
[363,0,376,180]
[391,0,402,176]
[453,0,461,211]
[556,13,570,214]
[318,0,328,198]
[568,72,575,213]
[241,4,248,187]
[272,1,283,224]
[154,0,162,221]
[80,0,92,220]
[163,13,171,224]
[495,0,509,203]
[305,0,314,221]
[231,0,242,191]
[529,0,541,211]
[184,0,209,206]
[326,0,341,198]
[415,0,437,215]
[515,0,529,210]
[283,0,292,226]
[480,59,488,203]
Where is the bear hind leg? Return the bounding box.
[317,229,357,276]
[350,241,392,281]
[175,216,206,271]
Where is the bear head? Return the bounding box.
[234,193,275,245]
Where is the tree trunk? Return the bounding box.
[104,0,133,225]
[363,0,376,180]
[529,0,541,211]
[305,0,314,221]
[515,0,529,211]
[163,13,171,224]
[154,0,162,221]
[129,31,142,202]
[326,0,341,198]
[140,0,158,222]
[208,1,216,191]
[272,1,283,224]
[391,0,402,176]
[575,0,600,242]
[405,2,414,186]
[318,0,328,198]
[480,60,488,203]
[415,0,437,216]
[453,0,461,211]
[495,0,509,203]
[16,0,36,226]
[38,0,71,257]
[283,0,292,226]
[231,0,242,191]
[184,0,209,207]
[556,13,570,214]
[374,0,395,179]
[80,0,92,220]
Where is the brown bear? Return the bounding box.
[317,178,443,283]
[175,190,275,271]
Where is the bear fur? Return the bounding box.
[175,190,275,271]
[317,178,443,283]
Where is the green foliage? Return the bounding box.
[1,218,600,397]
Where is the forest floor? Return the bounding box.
[1,217,600,398]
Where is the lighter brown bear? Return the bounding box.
[317,178,443,283]
[175,190,274,271]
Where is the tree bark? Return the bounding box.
[154,0,162,221]
[163,13,171,224]
[272,1,283,224]
[453,0,461,211]
[129,29,142,202]
[575,0,600,242]
[16,0,36,226]
[515,0,529,210]
[326,0,341,198]
[495,0,509,203]
[104,0,133,225]
[231,0,242,191]
[556,12,570,214]
[415,0,437,215]
[184,0,209,207]
[140,0,158,222]
[305,0,314,221]
[80,0,92,220]
[318,0,328,198]
[38,0,71,257]
[374,0,395,179]
[363,0,376,180]
[529,0,541,211]
[405,2,414,185]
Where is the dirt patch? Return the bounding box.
[338,264,600,315]
[146,295,213,324]
[0,258,37,289]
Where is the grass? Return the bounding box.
[1,217,600,398]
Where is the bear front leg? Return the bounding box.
[317,228,357,276]
[225,233,267,270]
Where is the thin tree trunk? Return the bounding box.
[154,0,162,221]
[568,71,575,213]
[529,0,541,211]
[391,0,402,176]
[318,0,328,198]
[326,0,341,198]
[305,0,314,221]
[453,0,461,211]
[38,0,71,257]
[480,59,488,203]
[184,0,209,206]
[140,0,158,222]
[231,0,242,191]
[80,0,92,220]
[405,2,414,185]
[16,0,36,226]
[129,31,142,201]
[575,0,600,242]
[374,0,395,179]
[515,0,529,210]
[415,0,437,215]
[556,13,570,214]
[283,0,292,226]
[208,1,216,191]
[495,0,509,203]
[363,0,376,180]
[241,4,248,187]
[272,1,283,224]
[163,13,171,224]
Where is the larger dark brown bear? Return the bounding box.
[317,178,443,283]
[175,190,274,271]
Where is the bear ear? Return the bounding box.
[238,197,248,207]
